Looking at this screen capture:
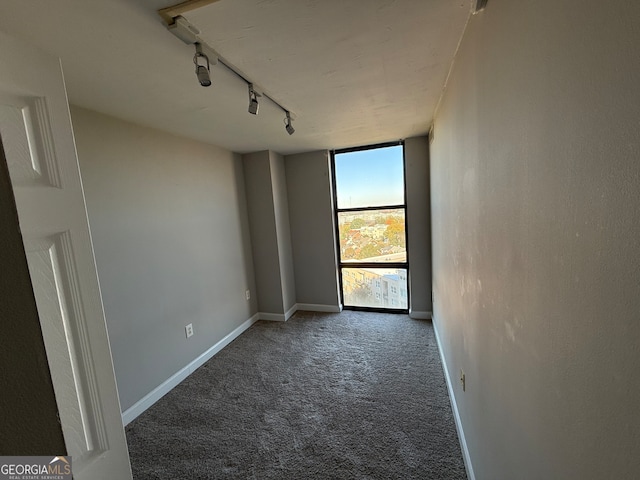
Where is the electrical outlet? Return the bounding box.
[245,290,251,301]
[460,369,466,392]
[185,323,194,338]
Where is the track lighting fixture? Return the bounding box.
[193,43,211,87]
[166,15,298,133]
[248,83,260,115]
[285,111,295,135]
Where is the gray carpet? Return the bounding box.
[126,311,467,479]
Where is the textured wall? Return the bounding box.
[0,142,66,454]
[285,150,340,308]
[72,107,256,411]
[431,1,640,479]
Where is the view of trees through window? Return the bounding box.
[338,209,406,263]
[333,144,408,311]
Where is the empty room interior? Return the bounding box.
[1,0,639,479]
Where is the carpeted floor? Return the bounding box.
[126,311,467,479]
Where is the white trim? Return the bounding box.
[189,314,259,372]
[295,303,342,313]
[122,365,190,426]
[285,304,298,321]
[258,312,287,322]
[122,313,259,426]
[432,316,476,480]
[259,303,343,321]
[259,303,301,322]
[409,310,432,320]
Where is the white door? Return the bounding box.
[0,31,132,479]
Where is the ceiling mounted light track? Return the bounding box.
[161,12,296,134]
[158,0,224,25]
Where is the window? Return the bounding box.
[332,142,409,312]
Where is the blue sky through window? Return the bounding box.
[334,145,404,208]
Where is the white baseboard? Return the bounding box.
[189,314,259,372]
[258,311,287,322]
[122,364,190,427]
[122,313,259,426]
[285,304,298,320]
[432,316,476,480]
[409,310,432,320]
[259,303,342,322]
[295,303,342,313]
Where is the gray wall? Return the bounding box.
[430,1,640,479]
[285,150,341,308]
[284,146,429,312]
[270,151,296,312]
[404,136,432,315]
[71,107,257,411]
[0,141,67,455]
[242,150,296,316]
[243,151,284,314]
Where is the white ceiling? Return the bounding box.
[0,0,471,155]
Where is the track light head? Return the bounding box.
[286,122,295,135]
[248,98,259,115]
[193,43,211,87]
[196,65,211,87]
[285,111,295,135]
[247,84,260,115]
